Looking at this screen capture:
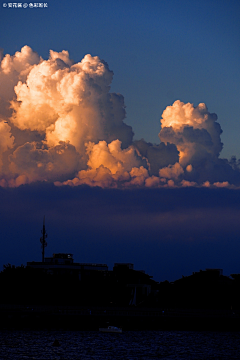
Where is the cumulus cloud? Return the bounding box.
[159,100,240,186]
[8,141,79,185]
[0,121,14,170]
[159,100,223,166]
[0,46,41,119]
[133,139,179,176]
[55,140,148,188]
[159,162,184,180]
[10,51,133,152]
[0,46,135,187]
[0,46,239,188]
[213,181,230,188]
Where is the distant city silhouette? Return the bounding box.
[1,220,240,331]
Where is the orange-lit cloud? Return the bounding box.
[159,100,223,167]
[0,46,239,188]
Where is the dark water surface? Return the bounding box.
[0,330,239,359]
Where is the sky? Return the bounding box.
[0,0,240,282]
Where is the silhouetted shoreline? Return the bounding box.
[0,304,239,331]
[0,305,240,331]
[1,261,240,331]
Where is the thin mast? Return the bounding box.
[40,216,47,263]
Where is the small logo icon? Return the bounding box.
[3,2,7,6]
[23,2,27,7]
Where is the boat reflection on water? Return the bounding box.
[99,326,122,333]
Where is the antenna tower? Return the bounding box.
[40,216,47,263]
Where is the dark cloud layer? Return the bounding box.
[1,184,240,281]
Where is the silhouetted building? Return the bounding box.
[205,268,223,276]
[27,253,108,278]
[192,268,223,279]
[45,253,74,265]
[113,263,134,271]
[111,262,156,306]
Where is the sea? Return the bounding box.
[0,329,239,360]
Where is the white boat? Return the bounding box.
[99,326,122,333]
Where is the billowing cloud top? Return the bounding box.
[0,46,239,188]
